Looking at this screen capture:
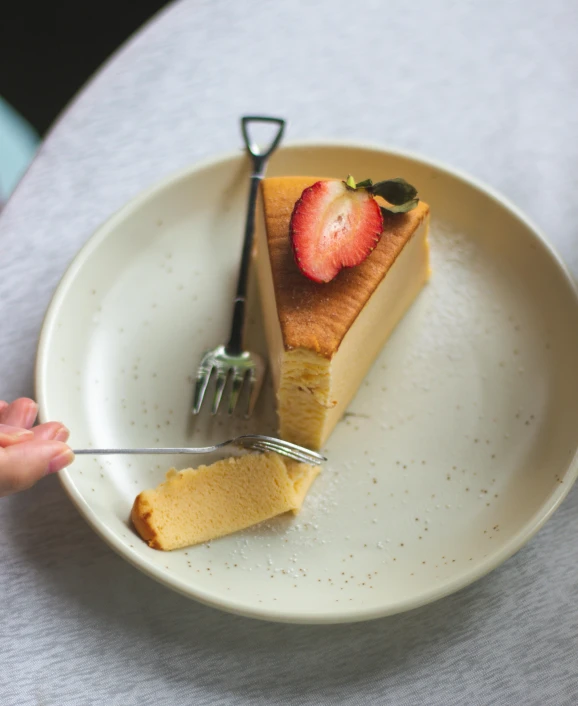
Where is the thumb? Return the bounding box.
[0,440,75,497]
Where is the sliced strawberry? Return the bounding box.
[290,180,384,283]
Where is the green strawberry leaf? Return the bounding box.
[380,199,419,215]
[341,174,419,212]
[371,177,418,205]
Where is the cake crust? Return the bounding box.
[261,176,430,359]
[131,495,163,549]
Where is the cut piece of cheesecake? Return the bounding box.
[255,176,430,450]
[131,453,320,550]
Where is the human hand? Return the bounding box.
[0,398,74,498]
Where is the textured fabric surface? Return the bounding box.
[1,0,578,703]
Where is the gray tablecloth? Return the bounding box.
[1,1,577,703]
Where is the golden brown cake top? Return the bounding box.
[260,176,430,359]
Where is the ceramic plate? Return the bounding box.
[36,142,578,624]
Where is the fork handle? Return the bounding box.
[226,116,285,356]
[73,447,221,455]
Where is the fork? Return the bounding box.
[192,116,286,418]
[74,435,325,466]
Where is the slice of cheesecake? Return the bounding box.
[131,453,320,550]
[255,176,430,450]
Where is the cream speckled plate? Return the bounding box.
[36,143,578,624]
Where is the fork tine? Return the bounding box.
[228,371,246,415]
[244,369,263,419]
[211,370,229,415]
[238,435,325,465]
[252,440,323,465]
[251,442,317,465]
[192,363,214,414]
[264,439,326,464]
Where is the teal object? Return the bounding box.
[0,96,39,202]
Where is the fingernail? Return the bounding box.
[0,424,34,442]
[24,401,38,428]
[47,449,75,475]
[52,425,70,442]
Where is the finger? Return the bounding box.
[32,422,70,443]
[0,424,34,447]
[0,402,8,415]
[0,440,74,497]
[0,398,38,429]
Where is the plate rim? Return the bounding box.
[35,139,578,624]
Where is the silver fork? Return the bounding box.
[74,435,326,466]
[192,116,286,418]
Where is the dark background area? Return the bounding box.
[0,1,169,135]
